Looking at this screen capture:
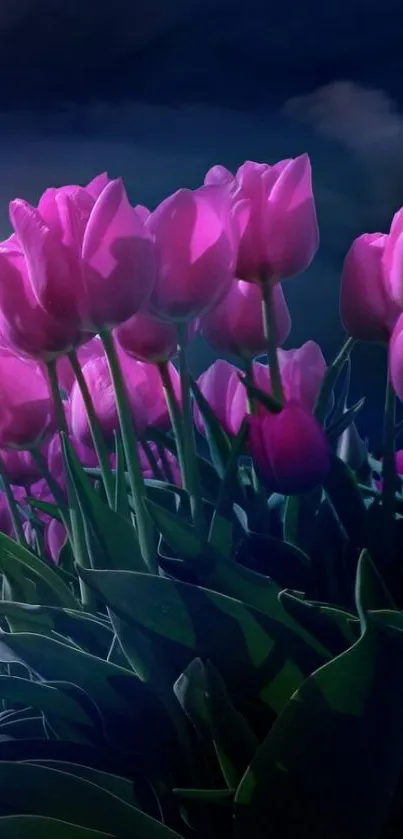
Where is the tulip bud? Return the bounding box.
[247,401,331,495]
[340,232,400,342]
[201,279,291,358]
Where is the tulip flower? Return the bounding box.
[0,349,55,449]
[45,518,68,563]
[340,232,400,342]
[382,208,403,309]
[55,336,105,394]
[0,448,42,487]
[204,154,319,283]
[71,352,180,448]
[201,278,291,358]
[0,175,155,359]
[247,401,331,495]
[389,314,403,402]
[146,186,236,321]
[115,311,179,363]
[195,341,327,436]
[194,360,240,436]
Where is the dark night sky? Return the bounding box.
[0,0,402,440]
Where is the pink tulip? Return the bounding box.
[389,314,403,402]
[0,236,84,360]
[45,518,68,563]
[0,448,42,487]
[201,278,291,358]
[247,401,330,494]
[55,336,105,394]
[195,341,327,436]
[382,208,403,308]
[115,311,179,363]
[0,175,155,359]
[195,360,240,436]
[0,349,55,449]
[138,442,182,486]
[146,186,236,321]
[71,352,179,447]
[340,233,400,342]
[205,154,319,282]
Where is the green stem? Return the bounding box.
[381,370,397,559]
[100,331,156,573]
[68,350,115,508]
[176,324,205,536]
[0,458,27,545]
[31,447,72,539]
[244,358,261,496]
[141,439,165,481]
[46,359,68,435]
[157,361,186,474]
[260,273,284,405]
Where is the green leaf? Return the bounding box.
[0,602,112,656]
[0,632,168,753]
[62,435,145,572]
[23,760,137,806]
[26,497,63,522]
[190,375,233,477]
[0,816,112,839]
[0,676,96,744]
[174,658,259,788]
[145,499,206,562]
[77,568,328,715]
[314,337,355,424]
[326,398,365,442]
[0,762,183,837]
[355,549,396,622]
[322,453,369,548]
[0,532,78,609]
[279,592,359,656]
[283,488,322,555]
[173,788,234,803]
[234,619,403,839]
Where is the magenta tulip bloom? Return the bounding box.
[115,311,179,363]
[146,186,236,321]
[205,154,319,283]
[0,175,155,357]
[55,336,105,394]
[195,341,327,437]
[389,314,403,402]
[71,353,179,447]
[247,401,331,494]
[201,278,291,358]
[45,518,68,563]
[382,208,403,309]
[0,349,55,449]
[194,361,240,436]
[0,236,84,360]
[340,232,400,342]
[0,448,42,487]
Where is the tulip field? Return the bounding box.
[0,156,402,838]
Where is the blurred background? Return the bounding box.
[0,0,402,441]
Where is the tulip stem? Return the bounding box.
[46,360,68,436]
[0,458,27,546]
[176,324,205,537]
[260,273,285,405]
[68,351,115,509]
[141,439,165,481]
[158,361,186,480]
[100,330,157,573]
[381,370,397,560]
[31,447,72,539]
